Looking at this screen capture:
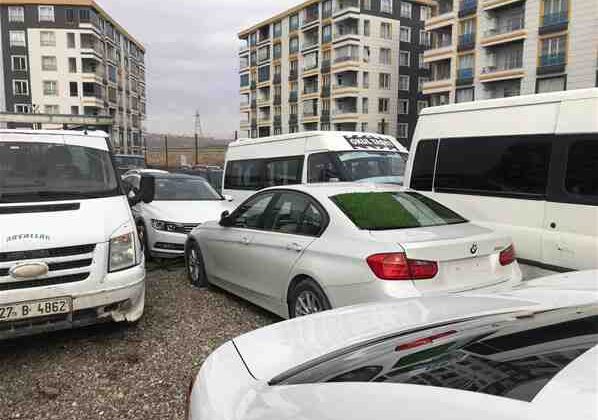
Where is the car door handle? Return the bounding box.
[240,236,251,246]
[286,242,303,252]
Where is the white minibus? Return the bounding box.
[405,89,598,271]
[0,130,145,339]
[223,131,408,202]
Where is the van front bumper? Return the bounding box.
[0,263,145,340]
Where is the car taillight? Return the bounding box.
[367,253,438,280]
[499,244,516,266]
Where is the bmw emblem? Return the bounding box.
[470,243,478,255]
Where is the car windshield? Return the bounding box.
[335,151,407,184]
[331,191,467,230]
[114,155,146,168]
[154,177,222,201]
[0,142,119,203]
[274,307,598,403]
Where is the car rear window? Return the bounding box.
[273,309,598,403]
[331,191,467,230]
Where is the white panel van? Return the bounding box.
[223,131,408,202]
[0,130,145,339]
[404,89,598,271]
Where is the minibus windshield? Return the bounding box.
[334,151,407,184]
[0,142,120,203]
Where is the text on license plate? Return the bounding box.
[0,297,72,323]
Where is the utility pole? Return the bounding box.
[164,134,169,168]
[194,110,203,165]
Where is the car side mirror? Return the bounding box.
[219,210,233,227]
[127,189,141,206]
[224,195,234,202]
[139,176,155,204]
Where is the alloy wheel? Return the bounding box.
[294,290,323,317]
[188,248,201,284]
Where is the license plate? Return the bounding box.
[0,297,72,323]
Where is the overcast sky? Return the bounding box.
[100,0,299,139]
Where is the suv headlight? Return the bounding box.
[109,231,137,272]
[151,219,181,233]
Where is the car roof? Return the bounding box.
[261,182,407,199]
[233,270,598,382]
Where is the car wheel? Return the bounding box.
[288,279,331,318]
[137,222,152,262]
[186,242,208,288]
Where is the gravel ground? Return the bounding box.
[0,261,278,420]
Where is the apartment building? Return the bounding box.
[238,0,434,146]
[423,0,598,105]
[0,0,147,154]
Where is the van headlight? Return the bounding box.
[109,231,137,272]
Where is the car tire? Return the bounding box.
[288,278,331,318]
[186,241,209,288]
[137,221,152,263]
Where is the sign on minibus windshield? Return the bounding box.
[343,135,399,151]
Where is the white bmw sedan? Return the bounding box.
[187,271,598,420]
[186,183,521,317]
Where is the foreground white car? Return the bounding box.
[186,183,522,317]
[188,270,598,419]
[122,172,234,259]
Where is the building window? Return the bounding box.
[67,33,76,48]
[9,31,26,47]
[361,122,368,132]
[273,22,282,38]
[363,46,371,62]
[536,76,566,93]
[362,72,369,88]
[420,6,432,21]
[38,5,55,22]
[15,104,31,113]
[13,80,29,95]
[418,76,429,92]
[240,73,249,87]
[69,57,78,73]
[11,56,27,71]
[379,48,391,65]
[66,8,76,23]
[322,25,332,43]
[40,31,56,47]
[364,20,370,37]
[397,123,409,139]
[378,98,389,113]
[43,80,58,96]
[399,75,410,91]
[398,99,409,114]
[456,87,475,103]
[41,56,57,71]
[379,73,391,89]
[289,37,299,54]
[377,120,388,134]
[399,51,410,66]
[400,2,412,18]
[44,105,59,114]
[8,6,24,22]
[362,98,369,113]
[258,45,270,62]
[380,23,392,39]
[400,27,412,43]
[420,30,431,47]
[290,14,299,31]
[418,53,429,69]
[363,0,372,10]
[304,51,318,71]
[380,0,393,14]
[540,35,567,66]
[417,100,428,114]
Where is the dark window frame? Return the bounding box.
[409,139,439,191]
[224,156,305,191]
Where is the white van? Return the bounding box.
[0,130,145,339]
[404,89,598,272]
[223,131,408,202]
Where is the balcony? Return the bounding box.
[257,96,271,106]
[458,32,476,51]
[303,108,318,118]
[537,53,566,76]
[482,0,525,11]
[482,17,526,47]
[480,52,524,82]
[289,70,298,81]
[304,84,319,95]
[539,11,568,35]
[302,38,319,51]
[458,0,477,18]
[457,68,474,85]
[333,0,360,17]
[426,1,456,31]
[334,54,360,64]
[334,19,359,42]
[424,33,454,63]
[302,8,319,27]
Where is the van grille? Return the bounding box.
[0,273,90,291]
[0,244,95,263]
[0,259,92,277]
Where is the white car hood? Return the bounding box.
[233,271,598,381]
[0,196,132,251]
[144,200,233,224]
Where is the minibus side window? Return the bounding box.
[410,139,438,191]
[308,153,341,183]
[435,136,552,199]
[565,140,598,200]
[264,156,304,187]
[225,160,264,190]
